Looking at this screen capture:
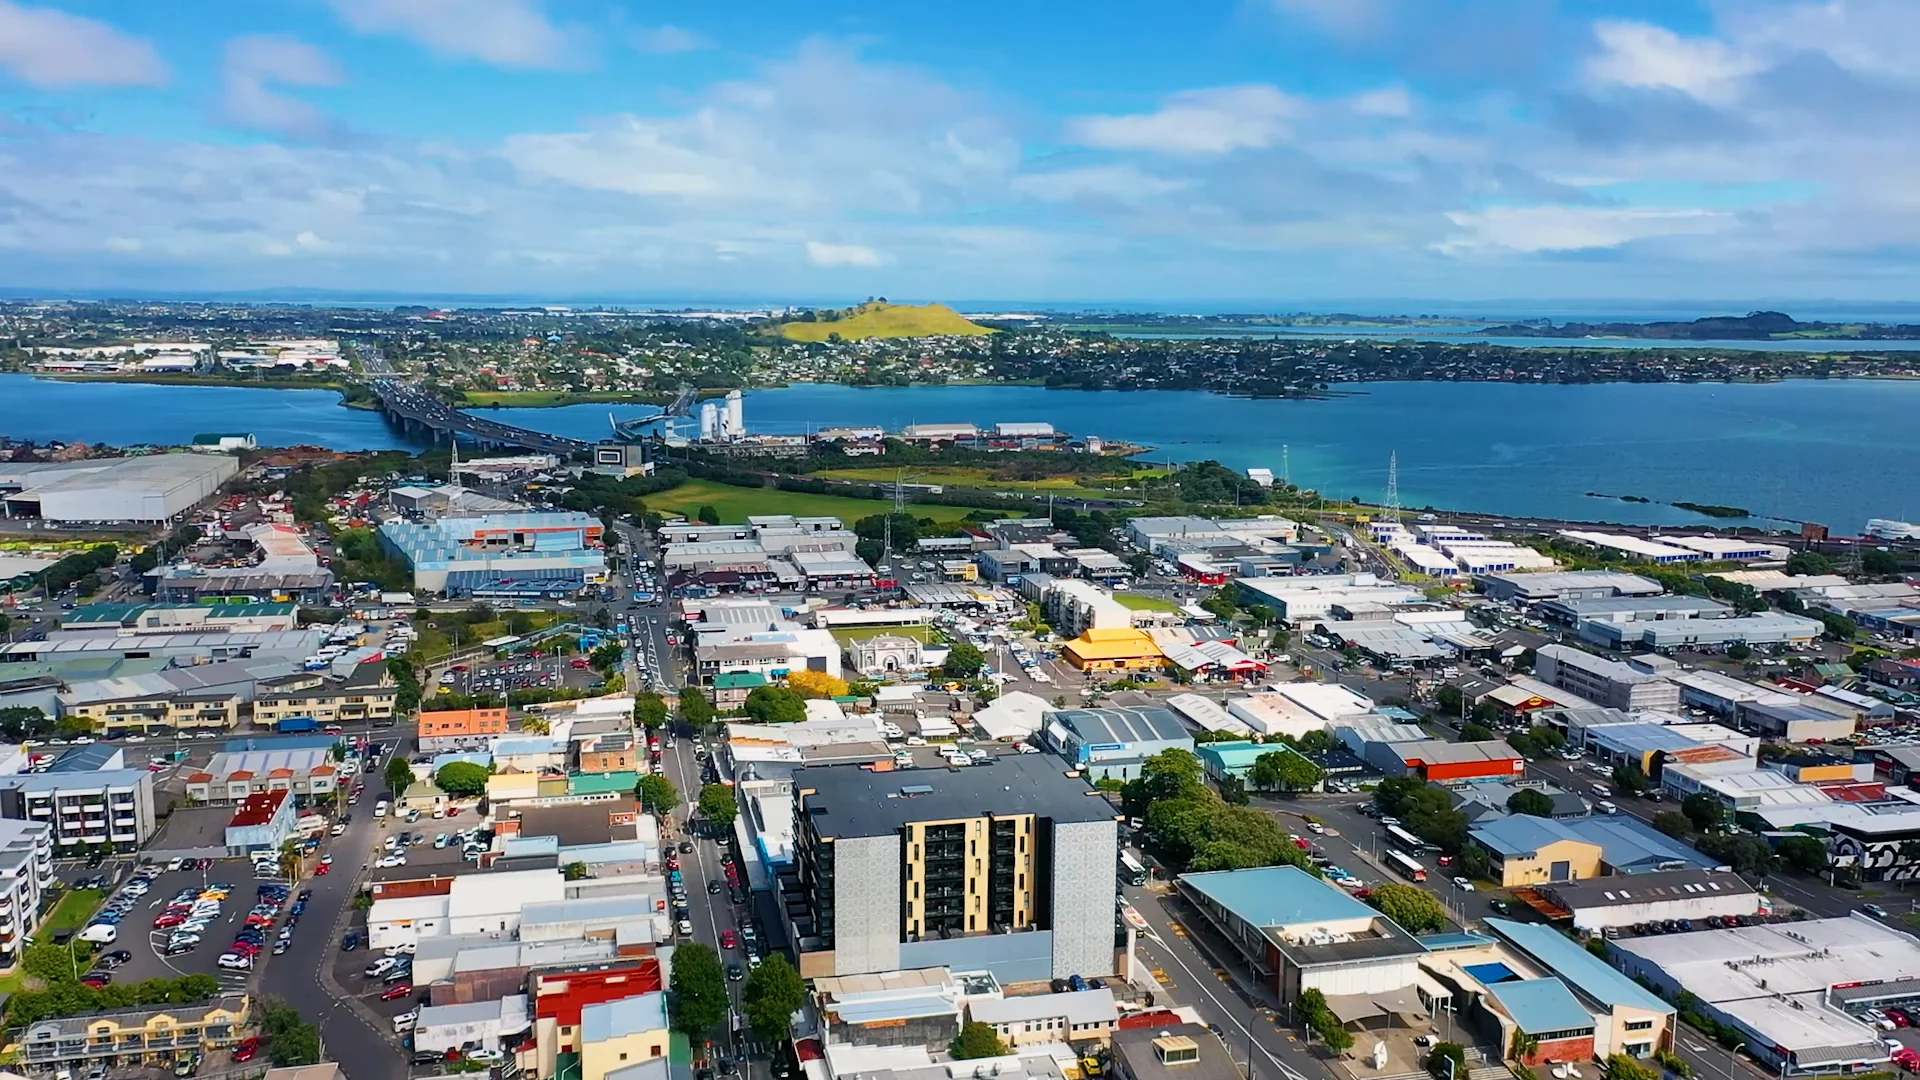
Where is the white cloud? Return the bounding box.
[1349,85,1412,118]
[1437,204,1731,254]
[220,35,344,139]
[1585,19,1761,104]
[1270,0,1388,39]
[325,0,574,68]
[1067,85,1302,155]
[1011,165,1188,203]
[0,1,166,87]
[630,25,707,54]
[805,240,883,267]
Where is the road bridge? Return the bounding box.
[371,378,591,454]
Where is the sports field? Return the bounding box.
[827,623,937,647]
[1111,591,1180,613]
[645,478,975,524]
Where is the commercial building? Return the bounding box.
[1556,531,1704,564]
[1478,918,1676,1060]
[968,987,1117,1047]
[1377,740,1525,782]
[1110,1025,1244,1080]
[1468,815,1716,887]
[1040,579,1133,637]
[575,993,669,1080]
[1042,706,1191,782]
[1060,628,1165,673]
[1175,865,1428,1010]
[0,454,237,524]
[1534,646,1680,712]
[184,747,340,804]
[0,767,156,851]
[378,511,606,595]
[525,962,666,1079]
[1475,570,1664,604]
[366,868,570,949]
[224,789,296,855]
[1670,670,1802,718]
[418,705,511,751]
[60,675,246,738]
[812,967,964,1049]
[61,601,301,635]
[18,995,251,1070]
[787,754,1120,982]
[0,820,53,971]
[1739,700,1857,744]
[411,994,534,1058]
[1611,915,1912,1076]
[1540,596,1732,627]
[1533,869,1759,933]
[1581,613,1824,651]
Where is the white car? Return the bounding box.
[386,943,417,957]
[1304,822,1325,834]
[376,854,407,868]
[217,953,252,970]
[392,1011,418,1031]
[464,1049,504,1065]
[1452,876,1476,892]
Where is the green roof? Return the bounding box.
[568,770,640,795]
[711,671,768,689]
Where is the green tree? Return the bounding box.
[667,942,729,1037]
[1506,789,1556,818]
[386,755,416,798]
[1726,642,1752,662]
[943,641,987,679]
[589,640,624,672]
[1652,812,1693,839]
[562,861,589,881]
[1216,775,1249,806]
[1863,549,1902,577]
[1507,725,1566,759]
[1427,1042,1468,1080]
[949,1020,1008,1060]
[1314,1013,1355,1053]
[1368,882,1449,933]
[1786,551,1835,576]
[633,691,670,730]
[742,954,807,1042]
[1122,748,1207,815]
[1776,835,1828,875]
[1694,833,1776,876]
[742,685,807,723]
[1681,792,1724,833]
[636,773,679,815]
[505,611,535,635]
[1459,722,1496,743]
[1610,764,1648,796]
[259,999,322,1067]
[679,686,715,726]
[696,505,721,525]
[1603,1055,1660,1080]
[1248,750,1324,793]
[0,706,54,741]
[433,761,489,798]
[697,783,738,826]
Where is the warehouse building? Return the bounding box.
[0,454,236,524]
[1539,596,1733,627]
[1534,646,1681,712]
[787,754,1118,982]
[1611,915,1910,1076]
[1469,815,1716,887]
[1042,705,1192,782]
[378,511,606,596]
[1533,869,1759,933]
[1376,739,1525,782]
[1475,570,1664,604]
[1581,613,1825,651]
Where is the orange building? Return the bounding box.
[1061,627,1166,673]
[418,706,509,750]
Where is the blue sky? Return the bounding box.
[1,0,1918,305]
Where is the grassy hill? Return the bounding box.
[776,301,994,341]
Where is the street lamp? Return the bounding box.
[1730,1041,1745,1080]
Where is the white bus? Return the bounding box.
[1384,849,1428,883]
[1119,852,1149,887]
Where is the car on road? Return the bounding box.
[1304,821,1325,834]
[726,963,744,981]
[464,1049,504,1065]
[720,929,737,949]
[1452,877,1475,891]
[1865,904,1890,918]
[708,879,722,895]
[392,1011,418,1031]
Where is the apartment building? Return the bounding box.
[61,685,242,737]
[418,706,509,751]
[251,662,398,728]
[1534,645,1681,712]
[0,769,156,851]
[789,754,1119,983]
[185,748,340,804]
[20,995,251,1069]
[0,820,53,972]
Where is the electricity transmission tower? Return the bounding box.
[1384,450,1401,525]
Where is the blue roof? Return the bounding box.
[1470,815,1714,872]
[580,992,667,1044]
[1195,741,1270,770]
[1486,918,1673,1014]
[48,744,120,773]
[1180,865,1374,927]
[1487,978,1596,1035]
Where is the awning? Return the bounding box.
[1324,991,1430,1026]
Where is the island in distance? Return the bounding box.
[1479,309,1920,341]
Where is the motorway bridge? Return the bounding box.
[371,379,592,454]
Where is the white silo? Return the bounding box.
[699,402,719,441]
[724,389,744,439]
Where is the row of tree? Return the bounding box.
[1126,750,1318,872]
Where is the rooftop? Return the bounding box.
[1471,815,1716,872]
[579,992,668,1043]
[1179,865,1376,928]
[1486,978,1595,1035]
[1485,918,1671,1013]
[1543,869,1755,910]
[792,755,1117,840]
[1049,706,1188,746]
[970,988,1116,1027]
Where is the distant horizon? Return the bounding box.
[8,288,1920,324]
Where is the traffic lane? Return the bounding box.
[1263,794,1501,929]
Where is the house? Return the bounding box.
[578,993,670,1080]
[709,671,767,709]
[184,747,339,804]
[528,962,665,1080]
[410,994,533,1056]
[967,988,1117,1047]
[417,706,509,751]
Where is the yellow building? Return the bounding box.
[61,688,242,737]
[251,663,398,728]
[1471,818,1605,888]
[577,993,669,1080]
[1061,627,1165,673]
[21,995,250,1069]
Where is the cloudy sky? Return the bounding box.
[3,0,1919,304]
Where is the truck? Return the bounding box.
[276,717,319,734]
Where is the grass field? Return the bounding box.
[828,624,936,647]
[1112,591,1180,613]
[816,466,1105,491]
[40,888,102,940]
[646,478,976,525]
[776,301,993,342]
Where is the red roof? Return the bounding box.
[185,771,214,784]
[226,770,255,781]
[228,789,289,828]
[532,961,663,1025]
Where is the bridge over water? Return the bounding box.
[371,378,592,454]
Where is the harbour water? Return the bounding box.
[1116,327,1920,350]
[1,373,1914,530]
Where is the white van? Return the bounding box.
[78,924,117,945]
[1597,801,1619,815]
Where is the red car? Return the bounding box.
[154,914,186,928]
[232,1038,263,1063]
[1889,1007,1914,1028]
[79,973,111,988]
[380,982,414,1001]
[314,862,331,876]
[719,929,737,949]
[665,856,679,871]
[231,942,262,956]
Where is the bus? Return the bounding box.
[1385,823,1435,853]
[1384,849,1428,883]
[1119,852,1149,887]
